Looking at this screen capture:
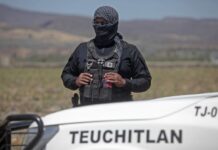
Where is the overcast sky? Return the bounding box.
[0,0,218,20]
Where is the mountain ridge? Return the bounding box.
[1,3,218,42]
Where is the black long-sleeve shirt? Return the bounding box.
[61,40,151,103]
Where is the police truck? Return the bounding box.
[0,92,218,150]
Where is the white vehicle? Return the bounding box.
[0,92,218,150]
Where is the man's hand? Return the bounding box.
[76,73,93,87]
[104,72,126,87]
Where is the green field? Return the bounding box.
[0,66,218,120]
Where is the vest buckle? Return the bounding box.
[97,58,105,65]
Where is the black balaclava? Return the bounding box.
[93,6,119,47]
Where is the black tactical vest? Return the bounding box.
[81,40,122,104]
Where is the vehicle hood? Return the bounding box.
[41,92,218,126]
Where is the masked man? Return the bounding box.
[61,6,152,106]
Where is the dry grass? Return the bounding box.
[0,67,72,121]
[134,66,218,99]
[0,66,218,121]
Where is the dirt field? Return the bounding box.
[0,66,218,121]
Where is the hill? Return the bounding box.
[1,4,218,65]
[1,4,218,45]
[0,4,93,37]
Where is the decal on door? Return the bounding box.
[70,129,183,144]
